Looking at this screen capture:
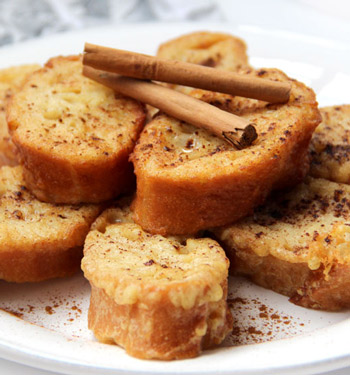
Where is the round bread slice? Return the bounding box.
[0,64,40,166]
[131,67,321,235]
[156,31,250,97]
[214,177,350,311]
[157,31,249,71]
[82,201,232,360]
[7,55,146,204]
[0,165,101,282]
[310,105,350,184]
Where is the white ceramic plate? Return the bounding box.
[0,22,350,375]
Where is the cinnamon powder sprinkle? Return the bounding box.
[222,296,307,347]
[45,306,54,315]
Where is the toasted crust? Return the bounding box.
[131,67,321,235]
[214,177,350,310]
[7,56,146,204]
[0,65,40,166]
[0,166,101,282]
[82,201,232,360]
[310,105,350,183]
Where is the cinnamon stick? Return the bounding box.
[84,43,291,104]
[83,66,257,149]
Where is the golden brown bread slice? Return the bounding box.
[7,55,146,204]
[0,166,101,282]
[156,31,250,97]
[310,105,350,183]
[131,67,321,235]
[0,65,40,166]
[213,177,350,311]
[157,31,249,70]
[81,200,232,360]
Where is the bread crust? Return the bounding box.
[131,68,321,235]
[224,246,350,311]
[310,105,350,183]
[214,177,350,310]
[0,166,101,282]
[0,65,40,166]
[82,202,232,359]
[0,245,83,283]
[7,56,146,204]
[88,283,232,360]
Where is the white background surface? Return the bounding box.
[0,1,350,374]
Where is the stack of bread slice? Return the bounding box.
[1,55,146,283]
[2,30,347,361]
[0,38,234,360]
[80,32,255,359]
[82,31,323,358]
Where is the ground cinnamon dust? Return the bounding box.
[222,296,307,347]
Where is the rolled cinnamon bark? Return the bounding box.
[84,43,291,104]
[83,66,257,149]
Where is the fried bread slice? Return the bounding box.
[7,56,146,204]
[0,166,101,282]
[214,177,350,311]
[0,64,40,166]
[157,31,249,71]
[131,67,321,235]
[156,31,250,96]
[310,105,350,183]
[82,200,232,360]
